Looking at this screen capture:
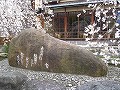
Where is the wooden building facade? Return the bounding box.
[30,0,120,41]
[47,0,120,40]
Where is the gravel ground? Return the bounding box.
[0,59,120,90]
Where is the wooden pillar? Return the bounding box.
[41,16,44,28]
[64,16,67,38]
[37,15,44,28]
[78,16,80,38]
[64,8,67,38]
[31,0,35,9]
[107,34,111,39]
[91,11,94,25]
[52,14,55,31]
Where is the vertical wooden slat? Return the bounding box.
[41,15,44,28]
[78,16,80,38]
[31,0,35,9]
[107,33,110,38]
[91,11,94,25]
[37,15,44,28]
[64,8,67,38]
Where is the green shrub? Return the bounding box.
[2,43,9,53]
[0,43,9,58]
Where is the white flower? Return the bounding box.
[88,30,94,35]
[113,16,116,19]
[77,13,81,17]
[115,31,120,38]
[104,55,110,60]
[83,9,86,13]
[48,9,53,15]
[93,52,98,55]
[108,29,112,33]
[100,52,105,56]
[115,60,118,66]
[98,35,103,39]
[85,27,90,33]
[115,23,119,27]
[95,11,101,17]
[102,17,106,22]
[97,17,101,22]
[103,24,107,30]
[111,60,115,64]
[0,0,36,37]
[103,10,108,15]
[84,33,88,36]
[85,38,91,41]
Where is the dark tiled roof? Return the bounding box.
[47,0,59,2]
[47,0,103,8]
[47,0,103,2]
[47,0,120,8]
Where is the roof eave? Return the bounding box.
[46,1,103,8]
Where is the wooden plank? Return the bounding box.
[91,11,94,25]
[64,8,68,38]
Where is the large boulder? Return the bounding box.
[0,71,28,90]
[8,28,107,77]
[77,80,120,90]
[21,79,66,90]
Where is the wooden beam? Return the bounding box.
[64,16,67,38]
[64,8,67,38]
[60,0,79,3]
[53,4,119,13]
[78,16,80,38]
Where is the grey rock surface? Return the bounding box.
[0,71,28,90]
[0,59,120,90]
[21,79,66,90]
[8,28,107,77]
[77,80,120,90]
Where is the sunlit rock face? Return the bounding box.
[8,28,107,77]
